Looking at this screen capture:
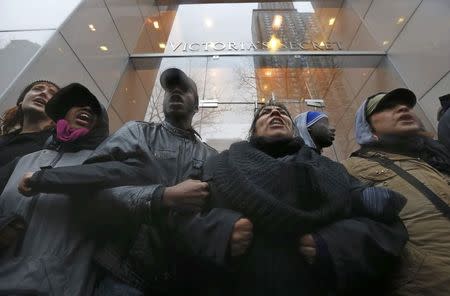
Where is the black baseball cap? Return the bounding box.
[45,83,102,121]
[365,88,416,118]
[160,68,199,106]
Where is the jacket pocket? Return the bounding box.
[360,164,397,186]
[154,150,177,160]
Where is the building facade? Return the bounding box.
[1,0,449,160]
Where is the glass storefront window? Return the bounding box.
[134,1,388,55]
[129,54,386,157]
[110,1,422,159]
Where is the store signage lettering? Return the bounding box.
[169,41,342,52]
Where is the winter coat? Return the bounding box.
[0,107,109,296]
[19,120,242,294]
[201,137,408,296]
[293,112,319,149]
[342,101,450,295]
[0,129,52,166]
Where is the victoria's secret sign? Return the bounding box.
[169,40,342,52]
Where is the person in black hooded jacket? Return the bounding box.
[196,102,409,296]
[0,83,109,296]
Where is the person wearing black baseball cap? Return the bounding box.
[363,88,419,140]
[0,83,109,295]
[342,88,450,295]
[160,67,199,130]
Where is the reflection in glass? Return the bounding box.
[132,1,391,54]
[134,55,389,158]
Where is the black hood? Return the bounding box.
[46,105,109,151]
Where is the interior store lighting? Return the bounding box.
[205,18,213,28]
[272,15,283,29]
[268,35,282,51]
[159,43,166,49]
[329,18,335,26]
[153,21,160,29]
[88,24,96,32]
[99,45,108,51]
[397,17,405,24]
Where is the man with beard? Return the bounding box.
[294,111,336,154]
[342,88,450,295]
[17,68,250,295]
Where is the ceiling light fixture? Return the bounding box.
[272,15,283,29]
[205,18,213,28]
[382,40,389,46]
[159,43,166,49]
[397,17,405,24]
[99,45,108,51]
[329,18,335,26]
[88,24,96,32]
[153,21,159,29]
[268,35,282,51]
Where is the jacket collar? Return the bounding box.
[162,120,200,141]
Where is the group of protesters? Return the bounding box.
[0,68,448,296]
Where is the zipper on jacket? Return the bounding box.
[40,144,64,170]
[14,146,64,256]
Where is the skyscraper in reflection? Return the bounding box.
[251,2,335,104]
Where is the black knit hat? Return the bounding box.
[45,83,102,121]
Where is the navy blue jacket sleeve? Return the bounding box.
[170,208,243,267]
[28,122,162,194]
[316,217,408,294]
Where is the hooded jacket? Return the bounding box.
[0,107,109,296]
[294,112,318,149]
[10,120,242,294]
[342,102,450,295]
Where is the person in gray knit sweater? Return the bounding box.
[187,102,408,296]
